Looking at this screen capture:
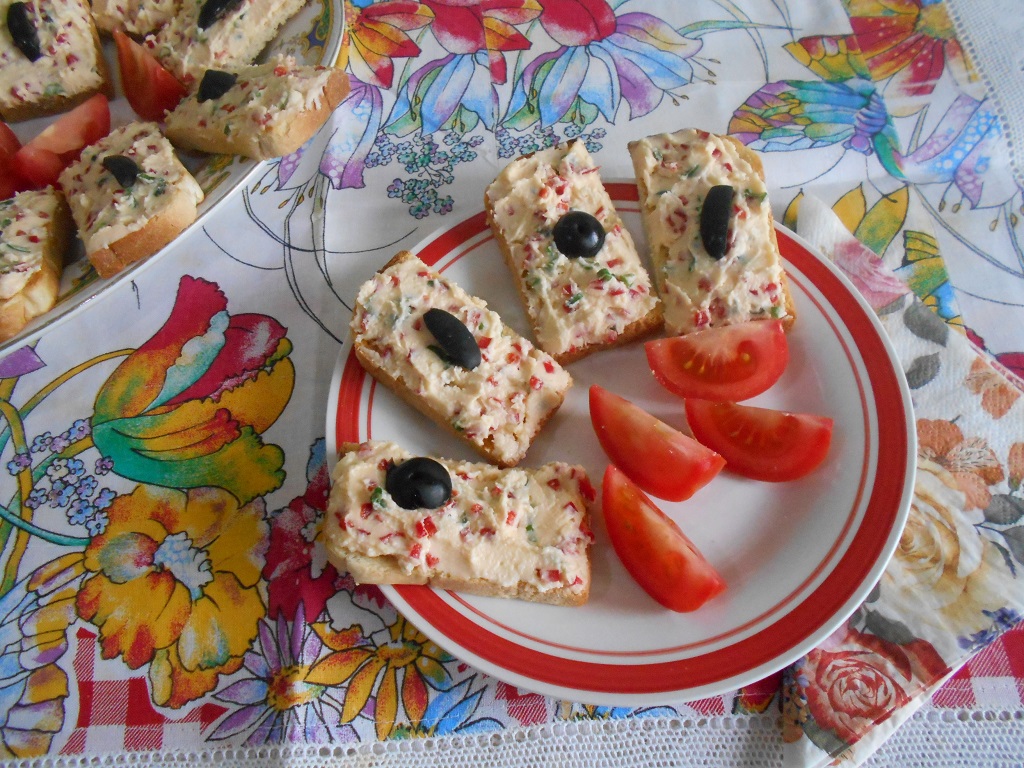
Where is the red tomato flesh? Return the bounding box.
[646,319,789,402]
[589,385,724,501]
[114,29,188,122]
[684,399,833,482]
[0,122,20,157]
[602,465,726,612]
[11,94,111,190]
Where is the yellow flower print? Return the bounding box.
[76,485,269,708]
[307,616,452,740]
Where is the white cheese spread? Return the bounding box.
[145,0,306,87]
[91,0,178,37]
[59,121,204,253]
[0,0,105,114]
[486,141,659,358]
[0,187,59,299]
[630,129,790,335]
[165,55,335,137]
[351,254,572,468]
[325,441,593,594]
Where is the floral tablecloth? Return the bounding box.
[3,0,1024,766]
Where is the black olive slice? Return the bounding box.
[197,69,238,102]
[7,2,41,62]
[552,210,605,259]
[700,184,735,260]
[197,0,244,29]
[423,308,481,370]
[101,155,140,188]
[385,457,452,510]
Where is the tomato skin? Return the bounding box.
[114,30,187,122]
[22,94,110,157]
[0,122,20,158]
[602,465,726,612]
[589,385,724,501]
[10,146,65,190]
[646,319,789,402]
[684,399,833,482]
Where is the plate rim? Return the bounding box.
[326,183,917,705]
[0,0,347,355]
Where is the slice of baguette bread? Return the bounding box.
[90,0,180,37]
[324,440,594,606]
[144,0,306,89]
[628,129,796,336]
[58,121,205,278]
[0,0,112,122]
[485,140,663,364]
[165,56,350,160]
[351,251,573,468]
[0,187,72,341]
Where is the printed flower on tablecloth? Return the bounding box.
[876,459,1013,649]
[795,624,946,749]
[0,555,83,758]
[918,419,1004,510]
[506,0,702,130]
[847,0,971,97]
[341,0,433,89]
[305,615,454,740]
[90,276,293,506]
[76,484,269,708]
[393,677,502,737]
[209,606,358,744]
[264,439,345,623]
[496,682,549,725]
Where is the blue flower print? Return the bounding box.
[6,452,30,475]
[93,488,115,510]
[68,418,91,441]
[31,432,53,453]
[94,457,114,475]
[68,499,95,526]
[77,476,98,499]
[86,510,108,537]
[26,487,47,510]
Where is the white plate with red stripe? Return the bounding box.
[326,182,915,706]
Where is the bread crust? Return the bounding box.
[352,251,570,468]
[629,131,796,334]
[166,68,351,160]
[86,185,200,278]
[0,22,112,123]
[325,442,592,607]
[0,193,72,341]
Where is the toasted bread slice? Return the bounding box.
[485,140,663,364]
[59,121,204,278]
[629,129,796,336]
[165,57,350,159]
[0,0,112,122]
[145,0,306,89]
[350,251,572,468]
[323,441,594,606]
[0,187,72,341]
[91,0,179,36]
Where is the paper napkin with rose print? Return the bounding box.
[780,196,1024,767]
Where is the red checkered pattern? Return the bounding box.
[60,628,226,755]
[928,623,1024,710]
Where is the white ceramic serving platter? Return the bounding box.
[326,182,916,706]
[2,0,346,352]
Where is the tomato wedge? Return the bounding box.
[589,385,724,501]
[0,122,19,157]
[10,94,110,189]
[114,29,188,122]
[684,399,833,482]
[646,320,789,402]
[602,465,726,612]
[0,123,25,198]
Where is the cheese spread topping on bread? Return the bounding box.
[486,142,659,359]
[351,254,572,467]
[59,122,204,253]
[90,0,178,36]
[145,0,306,86]
[325,441,594,594]
[166,55,336,135]
[0,0,105,113]
[0,188,58,299]
[630,129,790,335]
